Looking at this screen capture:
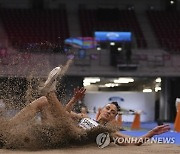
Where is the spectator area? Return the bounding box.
[0,8,69,49]
[147,10,180,52]
[78,8,147,48]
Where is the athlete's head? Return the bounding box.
[97,102,120,122]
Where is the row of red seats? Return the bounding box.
[0,8,69,49]
[78,8,147,48]
[147,10,180,52]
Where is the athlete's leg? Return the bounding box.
[10,58,76,126]
[9,96,49,126]
[45,91,86,141]
[46,91,69,118]
[9,63,65,126]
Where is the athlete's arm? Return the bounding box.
[112,124,170,146]
[65,87,86,113]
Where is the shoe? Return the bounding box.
[40,66,62,95]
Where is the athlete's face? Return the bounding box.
[98,104,118,122]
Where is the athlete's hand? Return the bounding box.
[95,107,102,121]
[149,124,170,136]
[73,87,86,101]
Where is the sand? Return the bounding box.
[0,143,179,154]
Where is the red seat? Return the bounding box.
[0,8,70,51]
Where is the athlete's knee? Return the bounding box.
[37,96,49,110]
[30,96,49,111]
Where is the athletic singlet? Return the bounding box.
[78,118,99,130]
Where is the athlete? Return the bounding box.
[0,62,170,150]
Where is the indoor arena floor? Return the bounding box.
[0,143,179,154]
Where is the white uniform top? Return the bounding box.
[79,118,99,130]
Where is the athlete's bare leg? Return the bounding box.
[8,96,49,127]
[8,63,64,126]
[46,92,69,117]
[8,60,76,127]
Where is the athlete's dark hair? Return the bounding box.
[109,102,121,112]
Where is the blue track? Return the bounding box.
[120,122,180,145]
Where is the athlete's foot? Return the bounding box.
[40,66,62,95]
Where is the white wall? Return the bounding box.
[84,91,155,122]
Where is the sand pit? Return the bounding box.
[0,143,179,154]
